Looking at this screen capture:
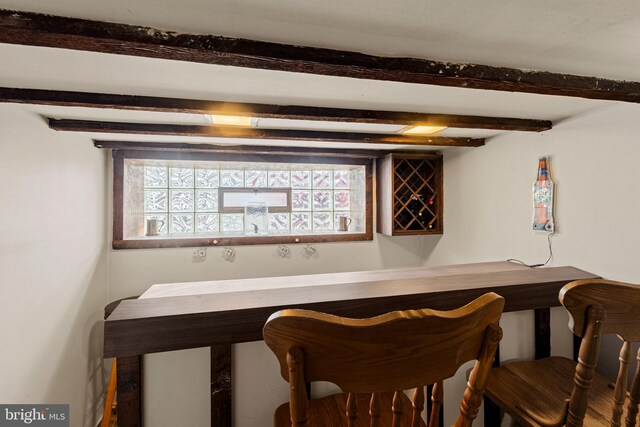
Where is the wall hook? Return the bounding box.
[222,247,236,261]
[277,245,291,258]
[303,244,317,257]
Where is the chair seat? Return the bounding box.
[274,391,427,427]
[486,356,636,427]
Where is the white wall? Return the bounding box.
[426,102,640,425]
[427,103,640,280]
[0,105,109,427]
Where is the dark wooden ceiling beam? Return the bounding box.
[1,10,639,103]
[94,140,392,158]
[49,119,485,147]
[0,87,551,132]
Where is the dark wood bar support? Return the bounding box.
[116,356,143,427]
[534,307,552,359]
[104,262,597,426]
[211,345,232,426]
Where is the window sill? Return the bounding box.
[112,231,372,249]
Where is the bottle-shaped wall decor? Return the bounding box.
[532,157,555,232]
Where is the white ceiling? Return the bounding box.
[1,0,638,148]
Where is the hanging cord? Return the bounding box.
[507,232,554,268]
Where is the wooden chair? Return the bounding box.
[263,292,504,427]
[485,279,640,427]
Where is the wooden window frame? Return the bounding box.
[112,149,373,249]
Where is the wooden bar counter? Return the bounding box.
[104,261,598,426]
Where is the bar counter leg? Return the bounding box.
[117,356,143,427]
[534,308,551,359]
[211,344,232,427]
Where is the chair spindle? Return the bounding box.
[392,391,404,427]
[370,392,381,427]
[287,347,309,426]
[566,305,605,427]
[428,382,443,427]
[626,348,640,427]
[612,341,631,427]
[346,392,358,427]
[457,324,503,427]
[411,387,425,427]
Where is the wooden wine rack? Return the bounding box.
[376,153,443,236]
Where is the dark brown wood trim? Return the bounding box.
[112,148,374,166]
[437,154,444,235]
[113,233,372,250]
[365,160,374,240]
[0,87,552,132]
[211,345,231,427]
[534,307,551,359]
[116,356,142,427]
[51,119,485,147]
[111,150,374,249]
[95,140,388,158]
[2,9,639,102]
[112,156,124,241]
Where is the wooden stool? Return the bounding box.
[101,297,139,427]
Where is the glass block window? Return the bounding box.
[117,153,371,248]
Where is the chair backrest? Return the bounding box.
[560,279,640,427]
[263,292,504,427]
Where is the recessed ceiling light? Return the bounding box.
[400,125,447,135]
[210,115,255,127]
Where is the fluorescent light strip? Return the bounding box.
[400,125,447,135]
[210,115,255,127]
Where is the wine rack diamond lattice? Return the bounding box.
[377,154,442,235]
